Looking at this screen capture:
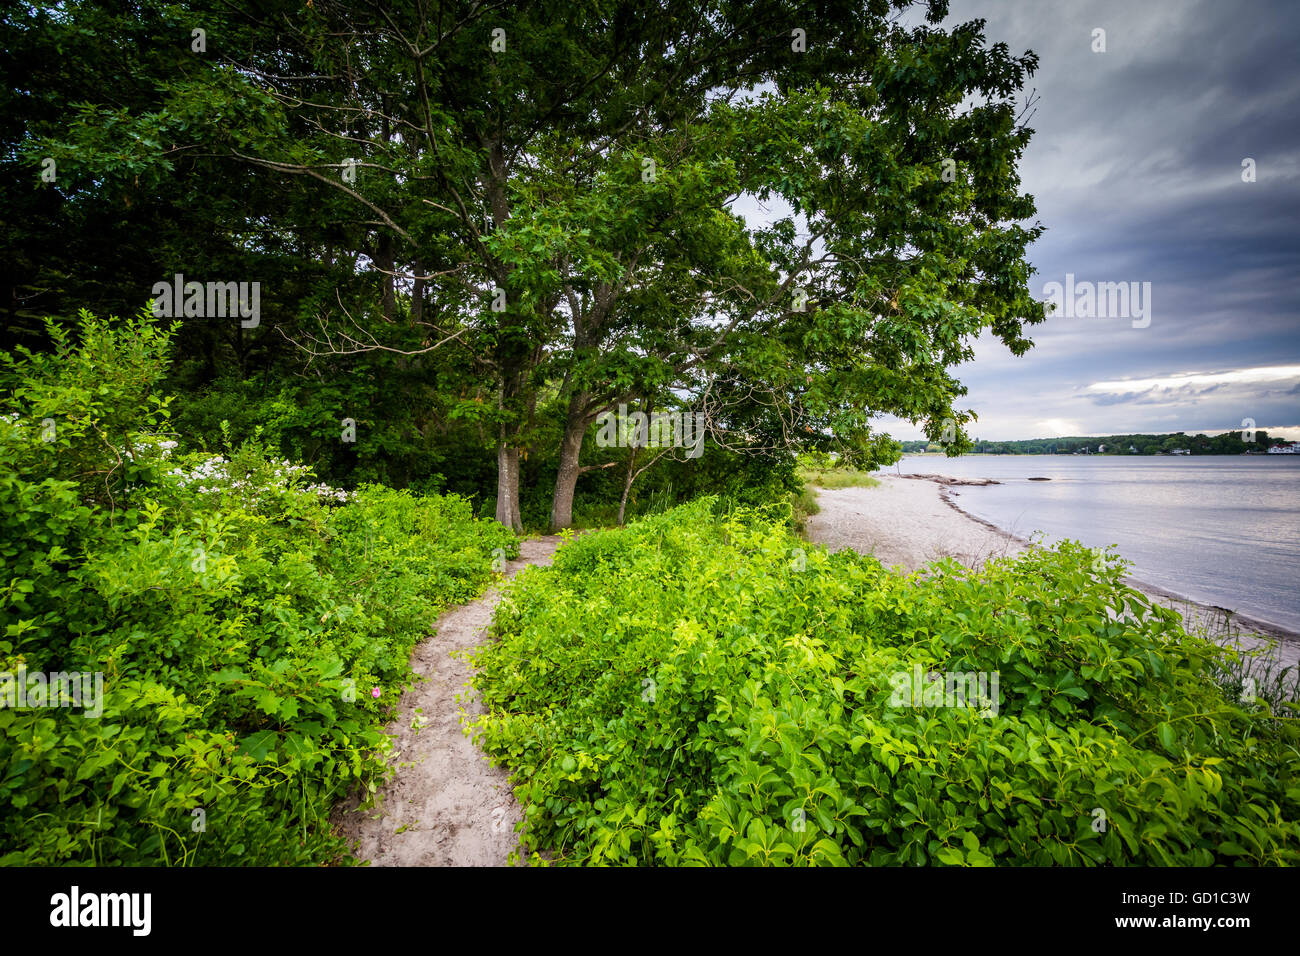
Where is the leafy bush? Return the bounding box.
[559,430,802,531]
[167,368,497,499]
[470,499,1300,865]
[0,311,518,864]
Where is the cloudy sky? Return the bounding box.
[874,0,1300,441]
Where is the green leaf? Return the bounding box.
[237,730,278,762]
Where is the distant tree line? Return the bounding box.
[901,431,1290,455]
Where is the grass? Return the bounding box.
[1182,608,1300,715]
[798,466,882,489]
[790,486,820,533]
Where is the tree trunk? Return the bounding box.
[549,391,593,531]
[617,396,663,525]
[493,374,524,533]
[495,443,522,533]
[617,444,637,525]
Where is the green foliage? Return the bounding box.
[1,309,176,509]
[790,487,821,532]
[573,441,802,528]
[0,312,517,864]
[799,467,881,489]
[10,0,1051,529]
[470,500,1300,865]
[167,367,496,497]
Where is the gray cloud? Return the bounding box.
[880,0,1300,440]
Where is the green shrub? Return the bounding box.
[791,486,820,532]
[470,499,1300,865]
[0,311,518,864]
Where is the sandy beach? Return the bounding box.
[804,474,1300,673]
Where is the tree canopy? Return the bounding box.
[8,0,1046,529]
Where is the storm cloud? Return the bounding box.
[881,0,1300,441]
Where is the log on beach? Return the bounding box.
[897,473,1000,486]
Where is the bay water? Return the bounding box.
[893,455,1300,633]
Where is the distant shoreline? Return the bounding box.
[900,451,1300,458]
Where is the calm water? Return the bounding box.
[893,455,1300,632]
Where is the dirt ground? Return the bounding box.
[332,535,561,866]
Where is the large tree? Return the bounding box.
[24,0,1046,529]
[537,12,1046,527]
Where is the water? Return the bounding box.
[892,455,1300,633]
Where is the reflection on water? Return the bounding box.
[892,455,1300,632]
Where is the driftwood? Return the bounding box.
[899,473,1000,486]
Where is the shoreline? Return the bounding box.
[802,475,1300,669]
[928,478,1300,646]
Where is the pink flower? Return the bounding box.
[371,687,381,699]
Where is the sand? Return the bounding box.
[804,474,1027,571]
[332,535,561,866]
[804,475,1300,673]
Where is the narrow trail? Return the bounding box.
[333,535,562,866]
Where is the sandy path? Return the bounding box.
[333,535,561,866]
[805,476,1299,674]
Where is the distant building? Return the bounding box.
[1171,448,1191,455]
[1098,444,1107,453]
[1128,445,1137,453]
[1267,443,1299,454]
